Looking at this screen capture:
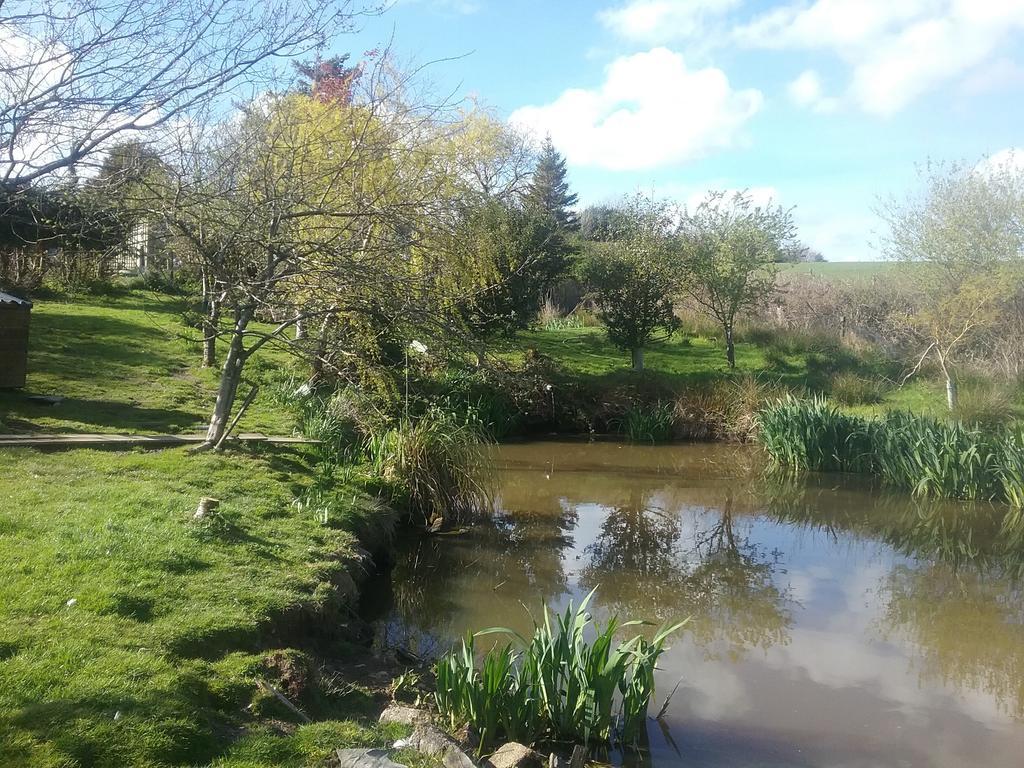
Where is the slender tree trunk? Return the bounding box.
[202,298,220,368]
[203,307,252,449]
[310,313,334,384]
[938,354,958,412]
[631,346,645,372]
[725,325,736,369]
[946,374,958,412]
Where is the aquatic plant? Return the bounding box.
[365,408,493,525]
[757,397,1024,507]
[434,590,686,752]
[756,396,874,473]
[620,402,675,443]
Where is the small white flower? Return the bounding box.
[65,598,77,607]
[409,340,428,354]
[544,384,553,391]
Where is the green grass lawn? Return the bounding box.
[0,445,410,767]
[507,326,1022,421]
[0,289,422,767]
[0,289,296,436]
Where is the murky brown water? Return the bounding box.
[368,441,1024,767]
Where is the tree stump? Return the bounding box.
[193,497,220,520]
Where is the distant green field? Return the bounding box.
[778,261,899,282]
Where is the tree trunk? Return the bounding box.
[946,374,958,412]
[202,299,220,368]
[631,346,645,372]
[725,326,736,368]
[203,307,252,449]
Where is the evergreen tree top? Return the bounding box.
[526,135,579,231]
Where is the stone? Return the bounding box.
[401,724,476,768]
[378,704,432,727]
[484,742,546,768]
[333,748,407,768]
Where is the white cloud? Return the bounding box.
[786,69,838,113]
[975,147,1024,177]
[736,0,1024,115]
[598,0,741,43]
[509,48,762,172]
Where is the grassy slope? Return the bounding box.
[510,326,1013,420]
[0,289,294,436]
[777,261,900,282]
[0,289,413,767]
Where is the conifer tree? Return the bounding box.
[525,135,579,231]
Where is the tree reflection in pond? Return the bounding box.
[579,490,791,659]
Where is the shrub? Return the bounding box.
[365,409,493,526]
[955,381,1016,428]
[829,372,886,405]
[434,591,686,752]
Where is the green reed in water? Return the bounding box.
[757,397,1024,507]
[434,589,686,752]
[620,402,676,443]
[365,407,493,525]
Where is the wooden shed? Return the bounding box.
[0,291,32,388]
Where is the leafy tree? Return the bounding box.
[578,195,678,371]
[454,199,573,353]
[524,136,578,230]
[677,191,796,368]
[579,204,629,242]
[880,160,1024,410]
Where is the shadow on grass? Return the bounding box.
[0,394,205,434]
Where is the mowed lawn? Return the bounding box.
[0,445,412,767]
[0,289,295,436]
[0,289,415,767]
[506,325,1021,420]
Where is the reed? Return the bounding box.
[757,397,1024,507]
[434,591,686,752]
[621,402,676,443]
[365,408,493,525]
[756,396,873,473]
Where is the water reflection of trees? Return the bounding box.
[761,476,1024,579]
[763,474,1024,718]
[379,498,577,655]
[880,562,1024,719]
[579,489,792,659]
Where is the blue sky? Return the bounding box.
[340,0,1024,260]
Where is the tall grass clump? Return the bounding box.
[435,591,686,753]
[756,396,874,473]
[366,408,493,526]
[999,426,1024,511]
[620,402,675,443]
[829,372,887,405]
[757,397,1024,507]
[871,411,1004,501]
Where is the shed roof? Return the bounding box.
[0,291,32,308]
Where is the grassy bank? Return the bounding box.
[0,288,293,436]
[0,445,412,767]
[0,289,425,767]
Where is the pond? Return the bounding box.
[366,441,1024,768]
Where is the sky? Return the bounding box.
[339,0,1024,261]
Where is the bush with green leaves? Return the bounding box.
[620,402,675,443]
[435,591,686,752]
